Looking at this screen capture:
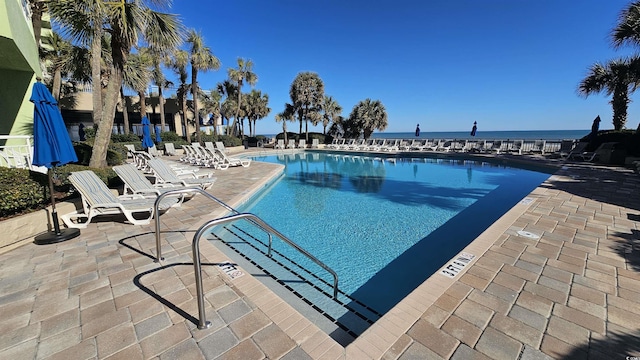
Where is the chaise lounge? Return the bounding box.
[61,170,179,228]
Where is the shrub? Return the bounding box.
[160,131,183,142]
[83,126,96,139]
[111,133,140,143]
[73,142,125,166]
[0,168,49,218]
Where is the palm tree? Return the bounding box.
[275,104,295,144]
[348,98,388,139]
[578,57,640,131]
[612,1,640,49]
[93,3,181,164]
[321,95,342,135]
[200,89,222,135]
[228,58,258,136]
[217,80,238,134]
[40,31,91,102]
[245,89,270,137]
[290,72,324,141]
[48,0,106,128]
[123,51,152,133]
[186,29,220,143]
[169,49,192,142]
[145,47,174,132]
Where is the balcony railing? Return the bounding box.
[0,135,35,170]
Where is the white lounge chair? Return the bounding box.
[61,170,179,228]
[311,139,319,148]
[164,143,177,156]
[213,148,251,168]
[214,141,228,154]
[286,139,296,149]
[114,163,192,202]
[298,139,307,149]
[326,138,340,149]
[124,144,136,159]
[275,139,286,149]
[147,158,216,190]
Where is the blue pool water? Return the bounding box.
[235,152,551,314]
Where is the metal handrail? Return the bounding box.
[153,187,274,261]
[152,188,340,329]
[190,213,339,329]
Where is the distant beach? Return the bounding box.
[371,130,590,140]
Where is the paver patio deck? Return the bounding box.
[0,149,639,359]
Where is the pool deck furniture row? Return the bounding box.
[323,138,580,156]
[0,150,638,359]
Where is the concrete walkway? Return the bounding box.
[0,152,638,359]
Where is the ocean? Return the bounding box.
[371,130,590,140]
[262,130,590,141]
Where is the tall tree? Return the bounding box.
[321,95,342,135]
[578,57,640,131]
[275,104,295,144]
[348,98,388,139]
[200,89,222,135]
[612,1,640,49]
[51,0,183,167]
[228,58,257,136]
[40,31,91,102]
[145,48,174,132]
[169,49,191,142]
[290,72,324,141]
[186,29,220,143]
[28,0,47,48]
[48,0,106,128]
[217,80,238,134]
[123,51,152,129]
[245,89,270,137]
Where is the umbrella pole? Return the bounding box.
[47,169,61,235]
[34,168,80,245]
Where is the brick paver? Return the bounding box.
[0,152,639,359]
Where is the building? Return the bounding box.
[0,0,41,144]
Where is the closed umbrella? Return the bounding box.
[155,125,162,143]
[31,79,80,244]
[141,116,154,150]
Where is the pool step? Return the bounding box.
[209,223,382,341]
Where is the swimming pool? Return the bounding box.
[212,151,551,337]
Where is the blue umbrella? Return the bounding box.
[141,116,154,150]
[155,125,162,143]
[30,80,80,244]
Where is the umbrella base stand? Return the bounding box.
[34,212,80,245]
[34,228,81,245]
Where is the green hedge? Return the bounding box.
[275,132,329,144]
[73,142,124,166]
[0,168,49,218]
[198,133,242,147]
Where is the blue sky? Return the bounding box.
[168,0,639,135]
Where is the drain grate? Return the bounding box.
[517,230,540,239]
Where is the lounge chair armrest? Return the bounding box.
[117,194,146,201]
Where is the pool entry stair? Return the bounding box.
[152,188,382,345]
[212,222,384,342]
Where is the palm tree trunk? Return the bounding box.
[159,87,165,131]
[52,67,62,102]
[191,68,200,143]
[90,65,122,168]
[182,96,190,143]
[120,87,129,134]
[139,91,147,120]
[91,27,103,127]
[30,1,43,49]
